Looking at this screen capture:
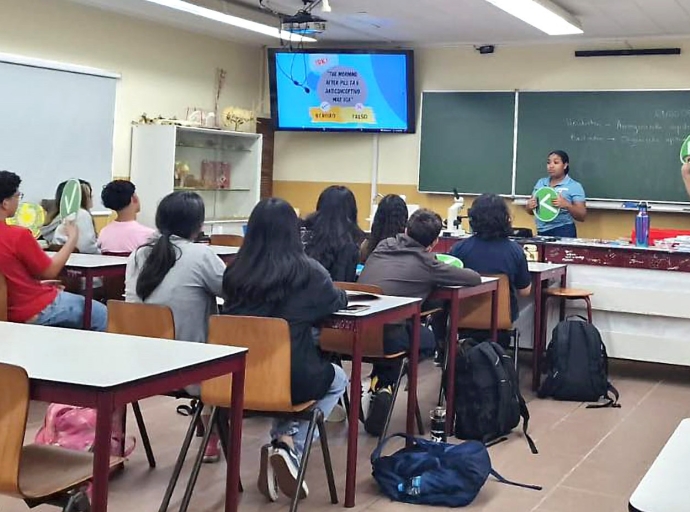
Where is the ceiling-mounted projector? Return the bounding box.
[280,11,327,35]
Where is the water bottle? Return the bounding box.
[398,476,422,496]
[635,202,650,247]
[430,407,447,442]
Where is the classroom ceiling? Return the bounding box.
[70,0,690,46]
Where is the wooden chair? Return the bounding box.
[160,316,338,512]
[106,300,180,469]
[210,234,244,247]
[0,362,122,511]
[0,273,7,322]
[319,282,425,441]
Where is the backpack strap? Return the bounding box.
[585,337,621,409]
[370,433,417,463]
[586,383,621,409]
[490,469,542,491]
[517,394,539,454]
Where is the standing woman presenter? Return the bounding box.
[526,150,587,237]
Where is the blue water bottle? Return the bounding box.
[635,202,650,247]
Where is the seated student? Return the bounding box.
[99,180,155,254]
[222,197,348,501]
[360,194,408,262]
[302,185,365,282]
[450,193,532,327]
[42,180,100,254]
[358,209,481,435]
[0,171,106,330]
[125,191,226,462]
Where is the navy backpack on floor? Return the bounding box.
[371,434,541,507]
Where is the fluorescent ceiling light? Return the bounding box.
[141,0,317,42]
[484,0,583,36]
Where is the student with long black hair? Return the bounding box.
[303,185,365,282]
[125,191,226,461]
[223,197,348,502]
[360,194,408,262]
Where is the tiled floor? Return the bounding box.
[3,357,689,512]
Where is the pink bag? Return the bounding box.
[35,404,136,457]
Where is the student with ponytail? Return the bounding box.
[125,191,226,461]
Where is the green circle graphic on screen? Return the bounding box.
[436,254,464,268]
[59,179,82,220]
[534,187,560,223]
[680,134,690,164]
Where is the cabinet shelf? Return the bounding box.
[131,124,262,229]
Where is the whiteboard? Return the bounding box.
[0,54,118,205]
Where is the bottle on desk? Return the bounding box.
[635,202,650,247]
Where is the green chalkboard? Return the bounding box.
[418,92,515,195]
[516,91,690,203]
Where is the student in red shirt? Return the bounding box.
[0,171,107,330]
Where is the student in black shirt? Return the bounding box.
[302,185,365,282]
[223,197,348,502]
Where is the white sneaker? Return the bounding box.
[257,444,279,502]
[269,442,309,500]
[326,404,347,423]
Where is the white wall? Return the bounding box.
[274,40,690,186]
[0,0,263,178]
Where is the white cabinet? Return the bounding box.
[130,124,262,234]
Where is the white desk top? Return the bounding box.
[208,245,240,256]
[528,262,567,273]
[48,252,128,268]
[334,294,421,317]
[0,322,245,388]
[629,419,690,512]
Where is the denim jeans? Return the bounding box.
[270,363,348,458]
[30,291,108,332]
[538,223,577,238]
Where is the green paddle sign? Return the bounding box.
[680,134,690,164]
[436,254,464,268]
[534,187,560,223]
[59,179,82,220]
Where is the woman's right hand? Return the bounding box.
[527,197,537,210]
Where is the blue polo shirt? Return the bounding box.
[532,175,586,233]
[450,237,531,322]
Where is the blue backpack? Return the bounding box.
[371,434,541,507]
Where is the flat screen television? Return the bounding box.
[267,48,415,133]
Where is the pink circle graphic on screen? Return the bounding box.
[317,66,368,107]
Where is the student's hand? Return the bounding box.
[527,197,537,210]
[552,194,571,209]
[63,220,79,246]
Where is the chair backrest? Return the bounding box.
[210,234,244,248]
[101,251,131,257]
[0,273,7,322]
[106,300,175,339]
[0,363,30,498]
[457,275,513,331]
[319,281,387,357]
[204,315,294,411]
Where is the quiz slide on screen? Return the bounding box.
[273,53,410,131]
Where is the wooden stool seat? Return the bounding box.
[544,287,593,298]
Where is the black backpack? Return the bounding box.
[538,318,620,408]
[450,340,537,454]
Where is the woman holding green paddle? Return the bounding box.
[526,150,587,238]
